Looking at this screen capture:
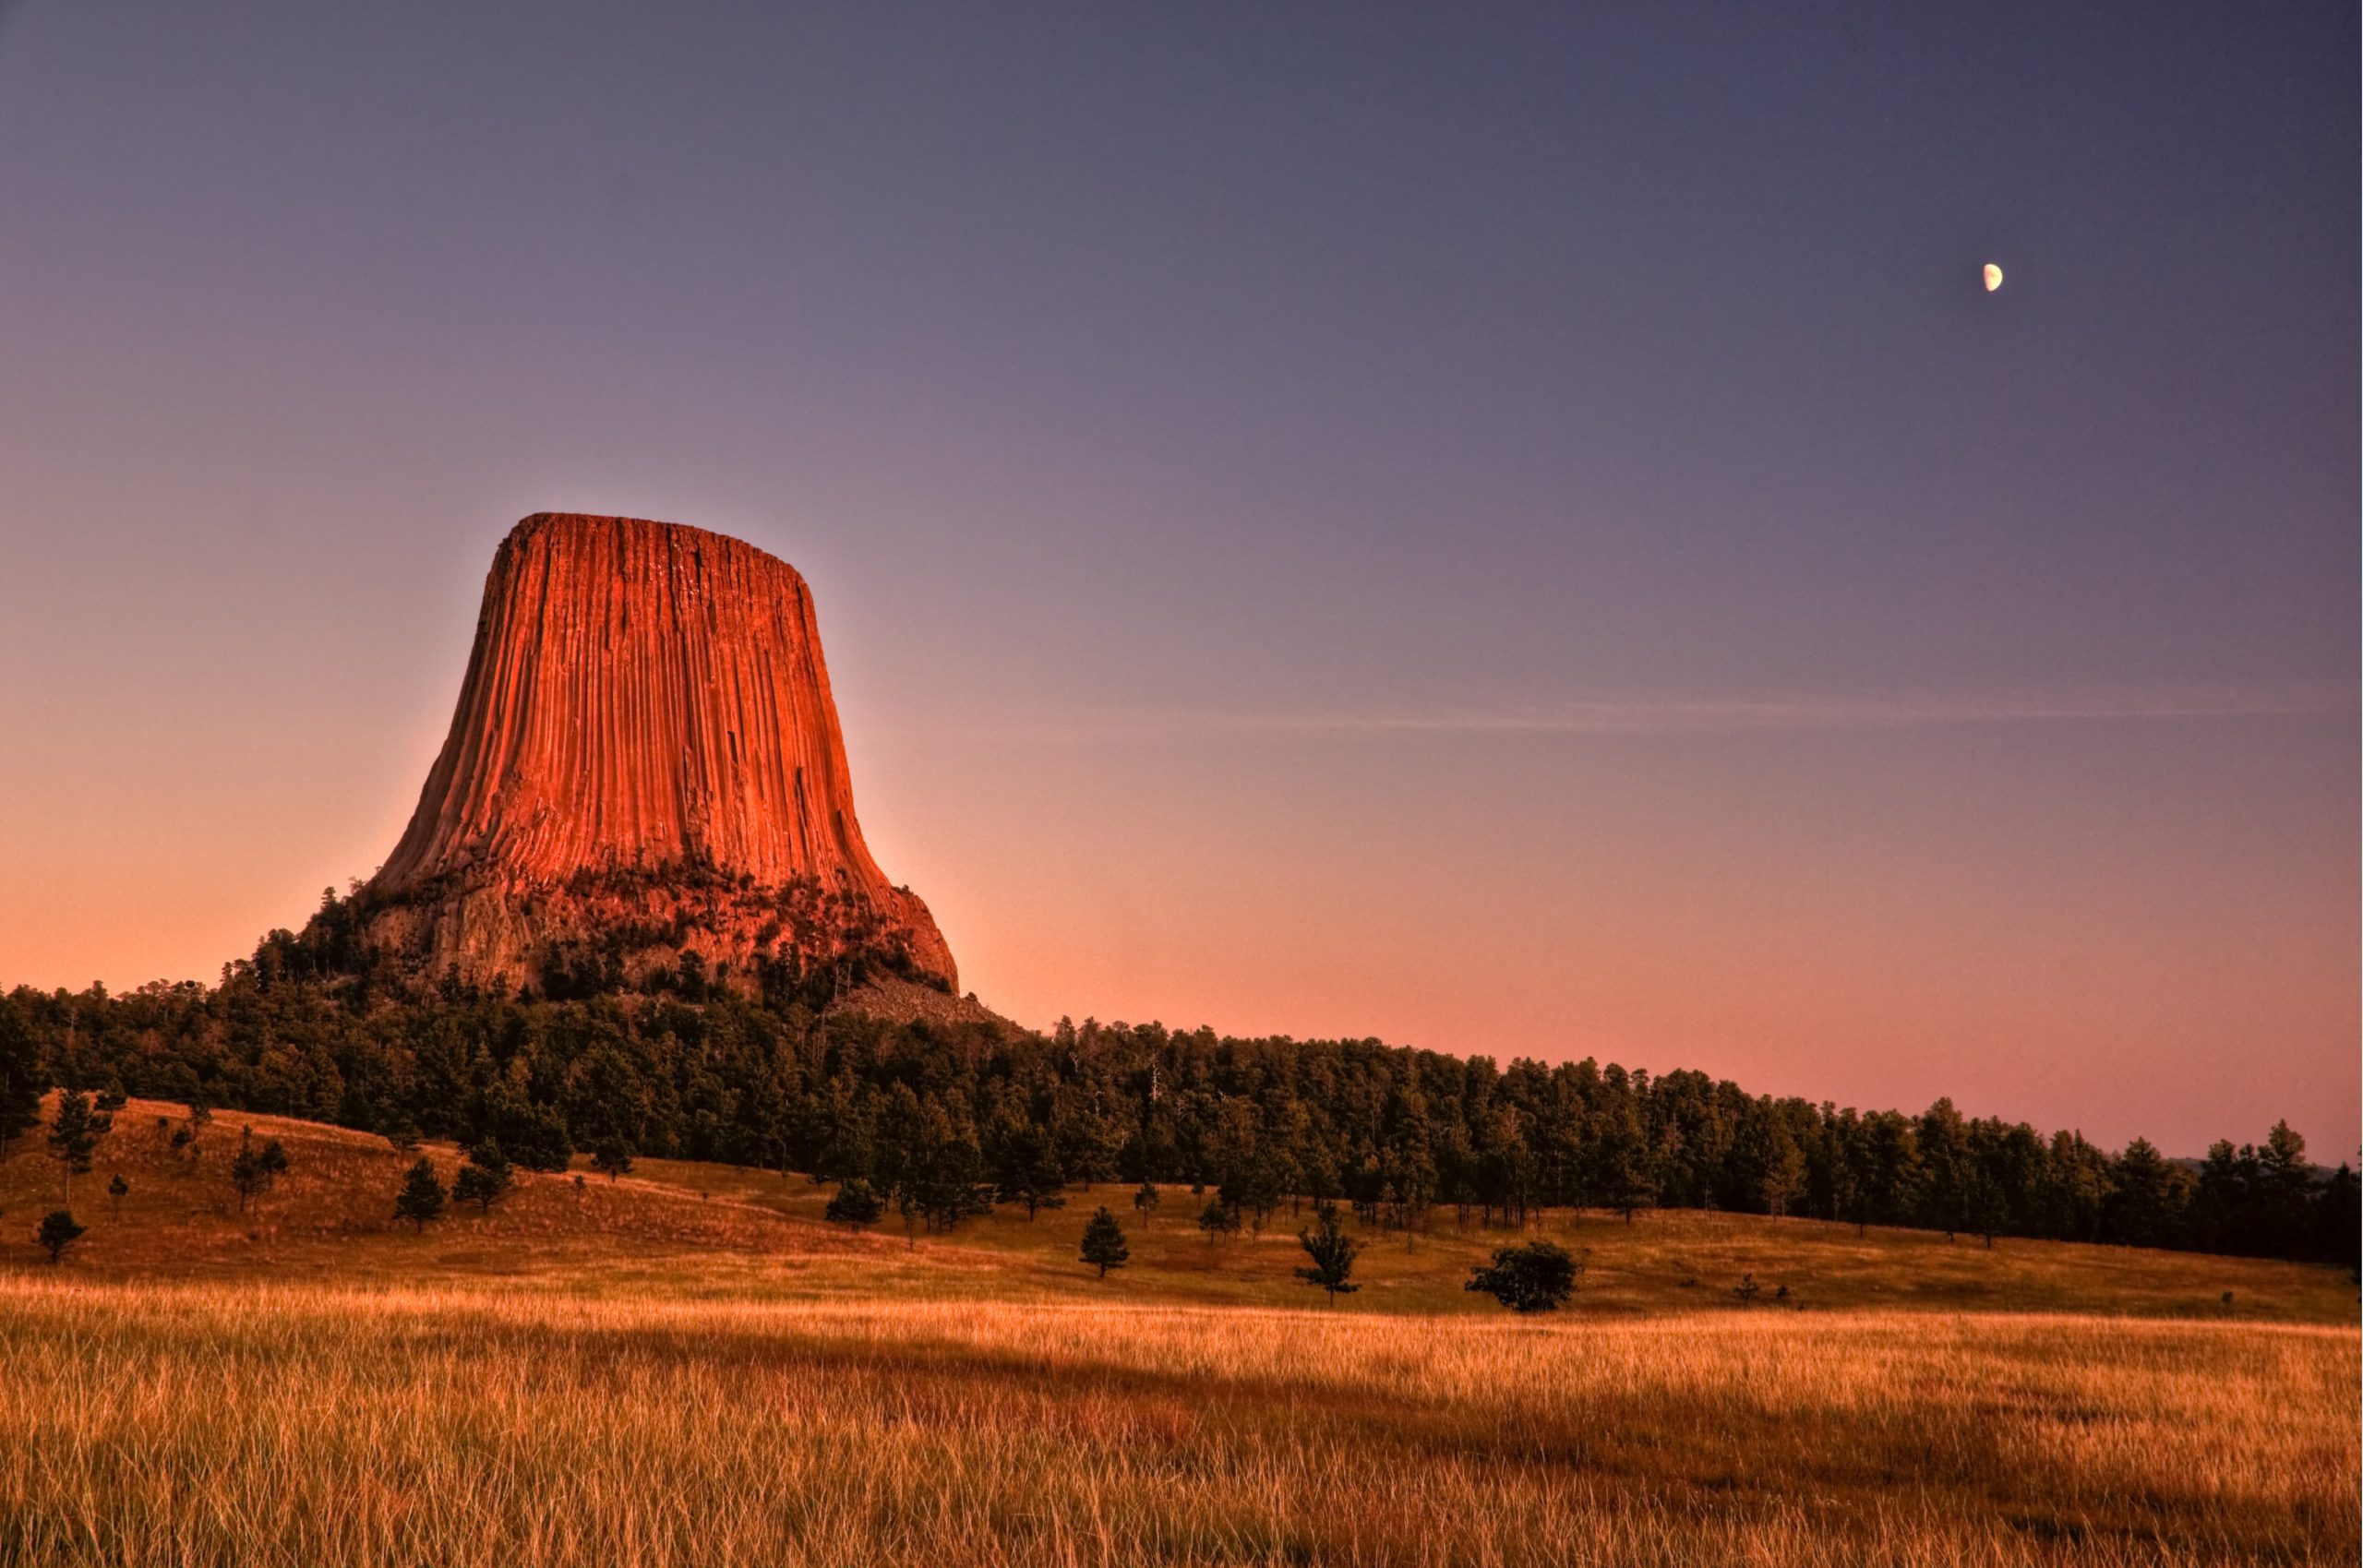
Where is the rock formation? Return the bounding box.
[343,513,958,1000]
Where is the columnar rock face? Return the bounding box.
[355,513,956,996]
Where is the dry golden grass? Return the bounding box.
[1,1097,2354,1565]
[0,1278,2350,1567]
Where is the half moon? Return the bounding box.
[1983,263,2004,293]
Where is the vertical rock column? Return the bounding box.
[365,512,955,990]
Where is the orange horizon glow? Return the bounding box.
[2,602,2350,1163]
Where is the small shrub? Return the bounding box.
[36,1210,84,1264]
[825,1178,885,1228]
[1465,1239,1583,1313]
[1295,1204,1361,1303]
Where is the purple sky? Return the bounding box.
[0,3,2353,1157]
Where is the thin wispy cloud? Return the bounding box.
[896,680,2355,743]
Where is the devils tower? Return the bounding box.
[342,513,958,1003]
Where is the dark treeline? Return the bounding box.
[0,969,2352,1268]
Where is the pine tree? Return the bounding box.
[913,1138,995,1234]
[452,1141,515,1214]
[47,1089,110,1206]
[1294,1203,1361,1303]
[591,1137,635,1181]
[1593,1107,1657,1225]
[36,1210,84,1265]
[1757,1119,1806,1217]
[2107,1137,2178,1249]
[1916,1099,1973,1241]
[394,1157,446,1231]
[992,1122,1067,1219]
[106,1173,128,1219]
[0,1002,46,1160]
[1219,1143,1287,1234]
[1079,1206,1130,1279]
[2313,1164,2360,1271]
[2257,1120,2313,1254]
[230,1129,270,1214]
[1132,1179,1161,1226]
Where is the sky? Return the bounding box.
[0,3,2353,1158]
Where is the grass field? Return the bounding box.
[0,1098,2354,1565]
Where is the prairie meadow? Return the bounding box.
[0,1100,2353,1567]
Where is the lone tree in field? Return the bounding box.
[1133,1179,1161,1226]
[394,1156,446,1231]
[1079,1206,1131,1280]
[1198,1199,1240,1243]
[178,1104,212,1167]
[36,1210,84,1264]
[824,1177,885,1228]
[230,1130,270,1214]
[107,1173,128,1219]
[47,1088,111,1205]
[1465,1239,1583,1313]
[590,1136,635,1181]
[453,1141,515,1215]
[1295,1203,1361,1304]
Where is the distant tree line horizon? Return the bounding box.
[0,951,2352,1272]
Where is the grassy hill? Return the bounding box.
[4,1096,2351,1321]
[0,1097,2354,1567]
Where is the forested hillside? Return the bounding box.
[2,952,2351,1269]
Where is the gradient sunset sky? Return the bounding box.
[1,4,2353,1157]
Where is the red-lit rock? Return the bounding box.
[353,513,956,997]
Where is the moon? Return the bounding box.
[1984,263,2004,293]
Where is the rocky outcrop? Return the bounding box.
[349,513,956,997]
